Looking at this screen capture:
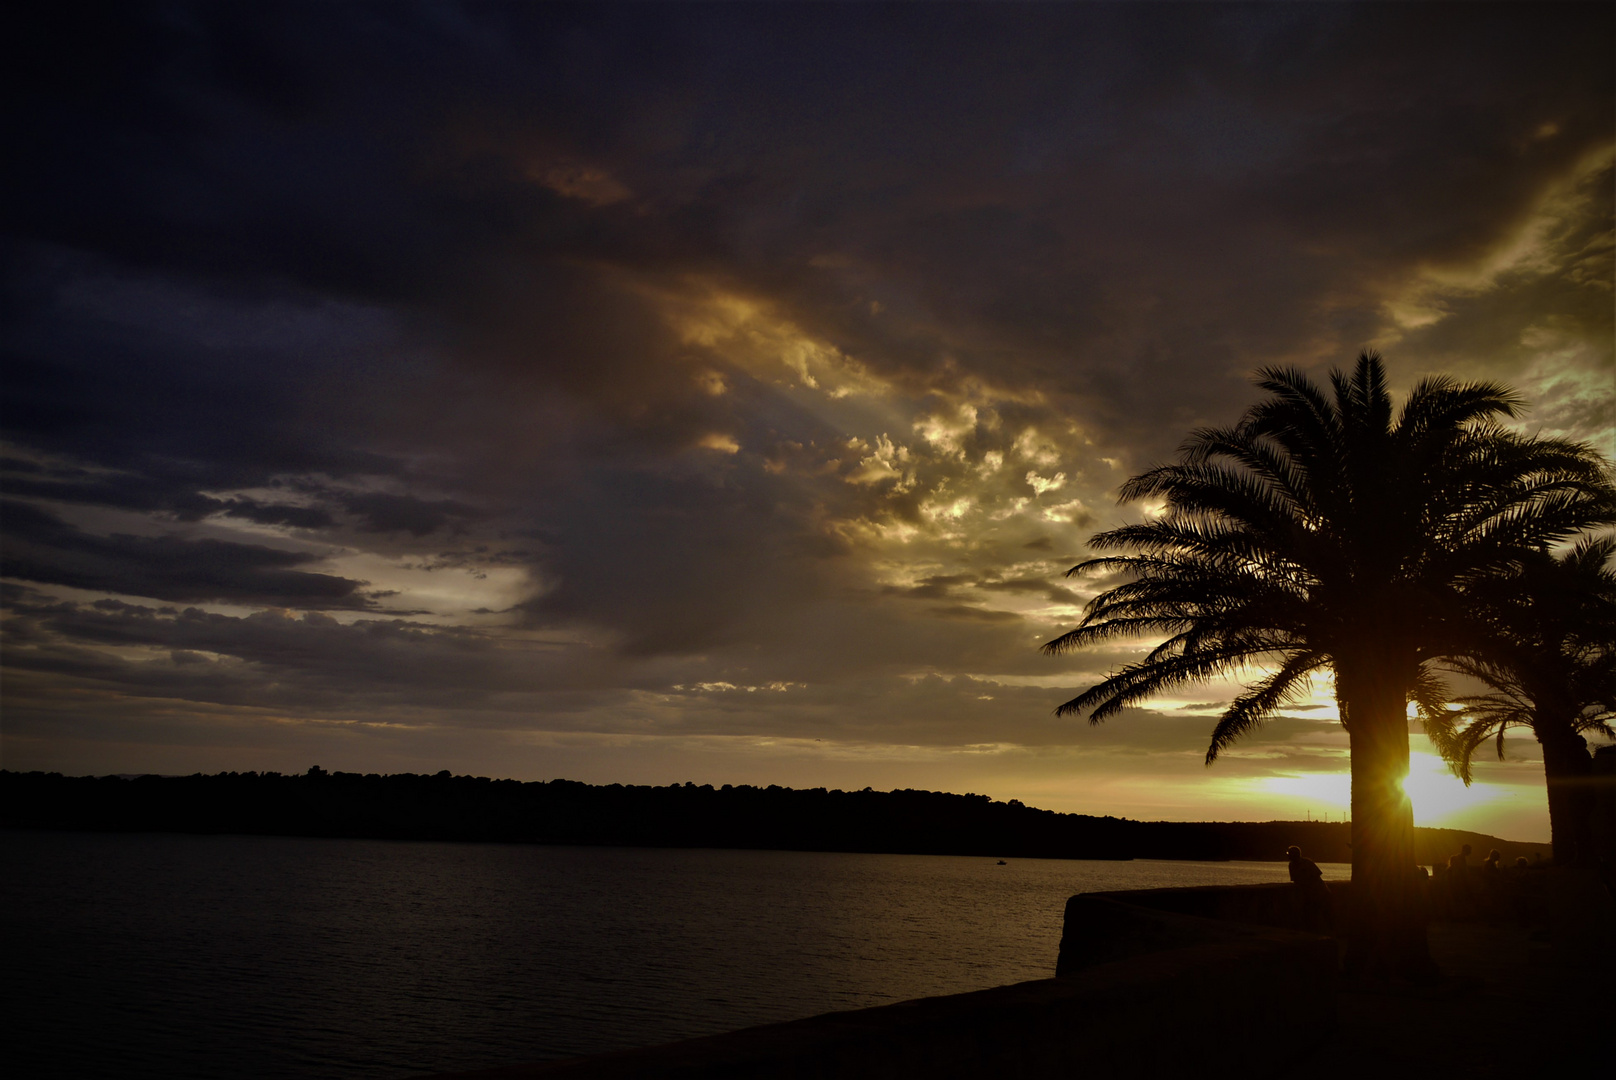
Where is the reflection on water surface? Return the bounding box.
[3,831,1345,1079]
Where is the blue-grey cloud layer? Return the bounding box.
[4,3,1610,804]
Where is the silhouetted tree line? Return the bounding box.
[0,768,1549,865]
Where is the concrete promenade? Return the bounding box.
[1084,873,1611,1078]
[1298,915,1609,1077]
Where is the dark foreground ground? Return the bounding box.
[1298,888,1611,1077]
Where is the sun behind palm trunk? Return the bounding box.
[1043,352,1616,978]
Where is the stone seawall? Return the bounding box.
[1059,881,1352,972]
[429,884,1337,1079]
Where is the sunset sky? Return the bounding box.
[4,3,1612,841]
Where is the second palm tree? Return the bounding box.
[1044,354,1614,977]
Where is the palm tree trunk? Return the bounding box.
[1340,663,1434,981]
[1540,728,1594,864]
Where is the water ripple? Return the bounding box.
[3,831,1341,1079]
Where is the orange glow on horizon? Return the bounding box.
[1254,751,1524,831]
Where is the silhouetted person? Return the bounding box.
[1287,846,1331,930]
[1428,859,1449,917]
[1407,861,1433,946]
[1472,849,1505,919]
[1448,843,1474,917]
[1505,856,1538,924]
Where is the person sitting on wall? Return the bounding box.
[1474,849,1506,919]
[1286,846,1331,931]
[1448,843,1474,917]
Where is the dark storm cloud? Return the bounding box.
[0,587,1049,745]
[0,501,368,607]
[3,2,1611,797]
[14,4,1608,433]
[11,3,1610,471]
[0,466,335,529]
[0,246,408,516]
[515,454,835,654]
[0,585,611,712]
[0,578,1212,756]
[341,491,485,536]
[882,572,1079,606]
[213,498,335,530]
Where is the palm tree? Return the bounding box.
[1425,538,1616,865]
[1042,354,1614,977]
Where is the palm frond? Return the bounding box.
[1041,351,1616,808]
[1205,651,1327,763]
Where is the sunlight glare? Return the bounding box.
[1400,751,1511,826]
[1257,770,1351,815]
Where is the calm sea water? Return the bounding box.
[3,831,1347,1079]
